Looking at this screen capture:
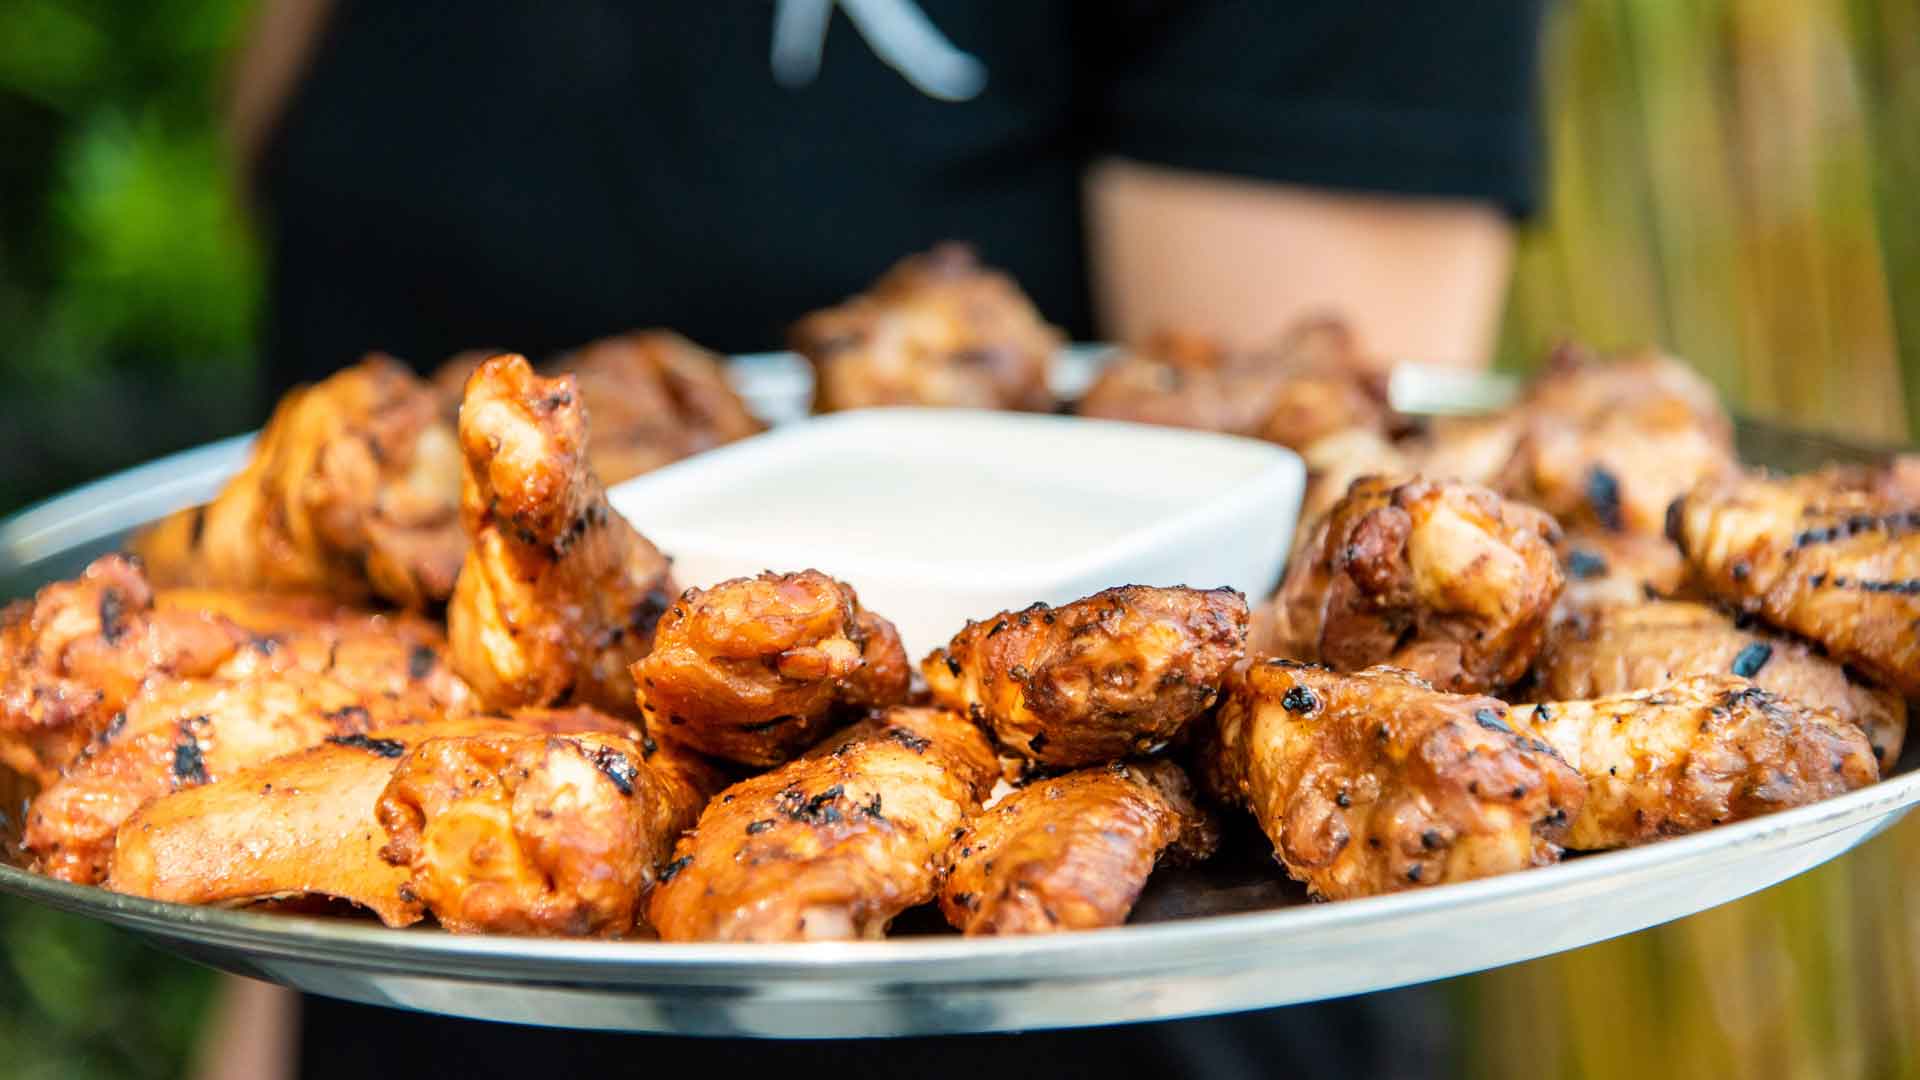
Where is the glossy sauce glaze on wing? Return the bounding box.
[377,727,722,936]
[648,707,996,942]
[791,243,1064,413]
[922,586,1248,767]
[447,354,675,716]
[130,355,466,609]
[1198,661,1585,900]
[1271,476,1563,693]
[1533,601,1905,770]
[1508,675,1877,850]
[1670,466,1920,697]
[0,557,249,788]
[938,759,1217,935]
[633,571,910,766]
[22,667,441,884]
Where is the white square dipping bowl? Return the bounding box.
[607,408,1304,658]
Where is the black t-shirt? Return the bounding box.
[275,3,1543,1073]
[262,0,1546,390]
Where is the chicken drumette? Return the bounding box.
[790,243,1064,413]
[447,354,675,716]
[1533,600,1905,770]
[648,707,997,942]
[131,355,465,609]
[1198,661,1584,900]
[378,726,723,936]
[922,586,1249,767]
[1270,476,1564,693]
[938,758,1217,935]
[633,570,910,766]
[1507,675,1877,850]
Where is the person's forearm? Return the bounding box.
[1084,158,1516,367]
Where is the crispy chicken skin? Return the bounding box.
[155,590,473,713]
[1507,675,1877,850]
[549,330,763,484]
[447,354,675,716]
[649,707,997,942]
[131,355,465,608]
[377,727,722,936]
[0,557,249,788]
[1533,601,1906,770]
[1271,476,1564,693]
[1670,467,1920,697]
[22,668,439,884]
[1553,529,1694,614]
[790,243,1064,413]
[107,709,635,925]
[634,571,911,766]
[1498,345,1734,536]
[938,759,1218,935]
[1199,661,1584,900]
[922,586,1249,767]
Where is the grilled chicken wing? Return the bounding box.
[22,667,440,883]
[648,706,997,942]
[1533,601,1905,770]
[1670,467,1920,696]
[1199,661,1584,900]
[131,355,465,608]
[922,586,1249,767]
[791,243,1063,413]
[1077,319,1394,452]
[634,571,910,766]
[1553,529,1694,614]
[549,330,762,483]
[937,759,1217,935]
[1498,345,1734,535]
[0,557,249,788]
[106,709,634,925]
[1508,675,1876,850]
[377,726,722,936]
[154,589,472,712]
[447,354,675,716]
[1270,476,1563,693]
[1076,330,1275,435]
[432,332,759,486]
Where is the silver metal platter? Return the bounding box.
[0,355,1912,1038]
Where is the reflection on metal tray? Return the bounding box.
[0,356,1912,1039]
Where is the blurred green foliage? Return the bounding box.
[0,0,259,513]
[0,2,249,1076]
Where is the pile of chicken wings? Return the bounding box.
[3,246,1916,942]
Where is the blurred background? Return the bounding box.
[0,0,1917,1077]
